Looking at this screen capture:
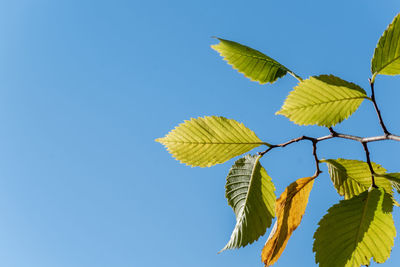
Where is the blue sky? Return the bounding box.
[0,0,400,266]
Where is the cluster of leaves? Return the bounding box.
[157,13,400,266]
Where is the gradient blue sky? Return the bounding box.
[1,1,400,266]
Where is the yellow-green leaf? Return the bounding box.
[262,177,315,266]
[156,116,267,167]
[276,75,367,127]
[221,155,276,251]
[322,158,390,199]
[211,38,300,84]
[376,173,400,194]
[313,188,396,267]
[371,13,400,78]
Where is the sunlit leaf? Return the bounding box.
[322,158,391,199]
[371,13,400,78]
[262,177,315,266]
[276,75,367,127]
[211,38,300,84]
[313,188,395,267]
[221,155,276,251]
[376,172,400,194]
[156,116,267,167]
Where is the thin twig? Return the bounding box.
[257,80,398,188]
[258,128,399,186]
[310,139,321,178]
[259,130,399,157]
[361,142,377,188]
[259,135,323,178]
[369,78,390,136]
[259,135,321,156]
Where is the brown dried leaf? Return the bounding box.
[262,177,315,266]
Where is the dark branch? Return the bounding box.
[259,130,400,157]
[361,142,377,188]
[258,128,399,181]
[369,79,390,136]
[259,135,323,178]
[311,139,321,178]
[259,135,321,156]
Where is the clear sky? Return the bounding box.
[0,0,400,266]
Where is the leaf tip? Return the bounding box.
[210,37,222,51]
[217,247,226,254]
[155,137,164,144]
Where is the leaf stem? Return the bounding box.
[289,72,303,82]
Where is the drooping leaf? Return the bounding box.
[313,187,396,267]
[211,38,300,84]
[262,177,315,266]
[376,172,400,194]
[221,155,276,251]
[322,158,391,199]
[156,116,268,167]
[371,13,400,78]
[276,75,367,127]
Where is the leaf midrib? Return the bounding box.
[223,51,299,80]
[240,155,262,218]
[374,54,400,74]
[351,191,373,266]
[279,96,367,112]
[264,177,314,264]
[221,155,264,251]
[329,163,369,195]
[159,140,266,145]
[284,178,315,206]
[219,49,285,68]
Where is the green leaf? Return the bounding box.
[376,173,400,194]
[313,188,396,267]
[371,13,400,79]
[276,75,367,127]
[211,38,300,84]
[262,176,315,266]
[322,158,392,199]
[221,154,276,251]
[394,182,400,194]
[156,116,267,167]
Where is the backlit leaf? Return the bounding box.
[313,188,396,267]
[211,38,300,84]
[221,155,276,251]
[322,158,391,199]
[376,173,400,194]
[156,116,267,167]
[371,13,400,78]
[276,75,367,127]
[262,177,315,266]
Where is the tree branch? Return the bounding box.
[329,127,400,142]
[311,139,321,178]
[361,142,377,188]
[259,128,399,180]
[260,129,399,157]
[369,79,390,136]
[259,135,323,178]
